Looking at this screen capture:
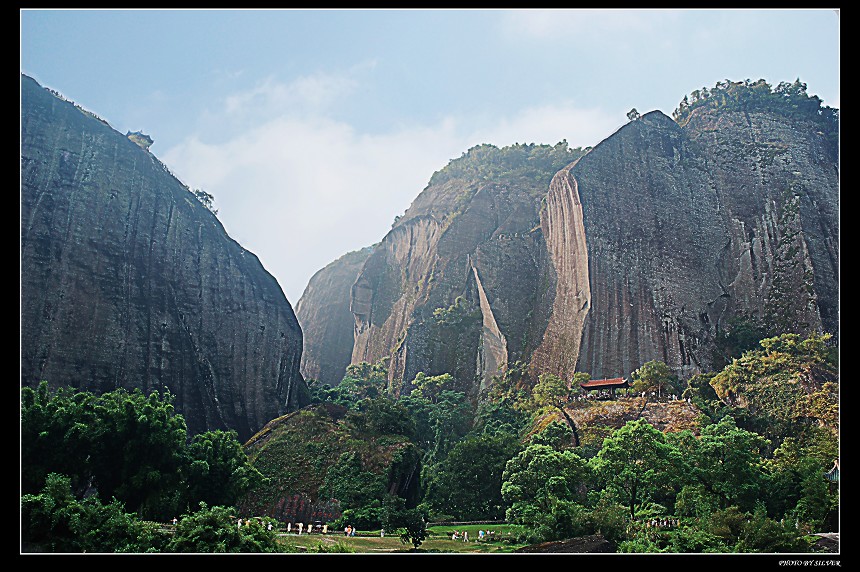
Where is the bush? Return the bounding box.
[166,504,281,553]
[21,473,165,553]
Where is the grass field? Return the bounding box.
[277,524,527,553]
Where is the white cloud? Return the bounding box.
[162,114,464,303]
[223,73,357,118]
[162,76,622,304]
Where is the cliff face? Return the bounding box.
[347,144,580,396]
[569,110,838,379]
[20,75,309,441]
[295,247,373,386]
[298,98,838,395]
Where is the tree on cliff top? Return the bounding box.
[631,360,680,399]
[531,373,582,447]
[672,78,838,152]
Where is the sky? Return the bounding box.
[20,8,840,304]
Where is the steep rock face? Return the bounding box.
[295,246,373,386]
[529,165,591,381]
[20,75,308,441]
[346,144,580,396]
[300,98,837,394]
[569,110,838,379]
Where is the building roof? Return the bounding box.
[579,377,628,389]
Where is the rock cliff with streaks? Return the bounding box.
[298,81,838,396]
[20,74,309,441]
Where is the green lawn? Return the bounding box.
[277,524,526,553]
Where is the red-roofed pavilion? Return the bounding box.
[579,377,629,398]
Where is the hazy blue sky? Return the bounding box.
[21,8,840,303]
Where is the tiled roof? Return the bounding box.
[579,377,628,388]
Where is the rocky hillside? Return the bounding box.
[296,246,374,386]
[20,74,309,441]
[300,82,838,396]
[238,403,421,522]
[561,397,703,448]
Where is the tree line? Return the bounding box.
[21,330,837,552]
[671,78,838,152]
[300,331,837,552]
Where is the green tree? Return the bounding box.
[501,443,591,540]
[713,314,771,368]
[21,383,188,520]
[409,371,456,402]
[668,416,769,512]
[485,360,531,411]
[380,495,428,550]
[167,503,281,553]
[428,141,586,190]
[529,420,573,450]
[330,361,390,409]
[21,473,166,553]
[763,433,839,530]
[472,398,529,438]
[87,388,188,520]
[531,373,580,446]
[735,505,810,553]
[183,430,264,510]
[192,188,218,215]
[21,383,96,495]
[710,333,838,446]
[350,395,417,439]
[631,360,679,399]
[591,420,675,519]
[399,390,473,465]
[319,451,386,512]
[424,433,521,520]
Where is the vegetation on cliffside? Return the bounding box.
[673,78,838,151]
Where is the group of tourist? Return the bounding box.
[645,518,678,528]
[236,518,276,532]
[283,521,328,535]
[450,529,497,542]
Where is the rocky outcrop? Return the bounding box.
[20,74,309,441]
[570,110,838,379]
[345,144,581,396]
[299,92,838,395]
[295,246,373,386]
[529,164,591,381]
